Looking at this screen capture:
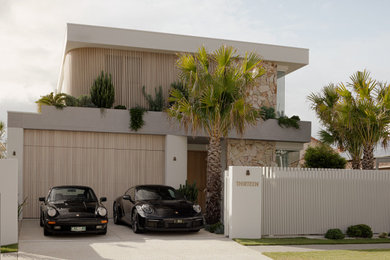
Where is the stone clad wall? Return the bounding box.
[246,61,277,109]
[227,139,276,166]
[227,61,278,167]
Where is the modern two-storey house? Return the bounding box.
[8,24,310,218]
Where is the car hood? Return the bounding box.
[139,200,199,218]
[49,201,99,218]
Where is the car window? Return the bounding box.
[48,187,98,202]
[135,187,185,201]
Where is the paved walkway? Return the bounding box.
[2,220,270,260]
[249,243,390,253]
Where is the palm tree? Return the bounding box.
[35,92,67,112]
[168,45,265,224]
[337,70,390,169]
[308,85,363,169]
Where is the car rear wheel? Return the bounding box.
[132,211,142,234]
[113,203,122,225]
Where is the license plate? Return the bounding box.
[174,219,183,223]
[71,226,86,232]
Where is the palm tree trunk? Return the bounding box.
[361,144,374,170]
[351,157,361,169]
[205,135,222,224]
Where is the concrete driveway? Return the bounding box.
[7,220,270,260]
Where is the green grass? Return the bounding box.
[263,249,390,260]
[0,243,18,253]
[234,237,390,246]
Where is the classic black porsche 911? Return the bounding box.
[113,185,204,233]
[39,185,108,236]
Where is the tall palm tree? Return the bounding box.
[308,84,363,169]
[338,70,390,169]
[168,45,265,224]
[35,92,67,112]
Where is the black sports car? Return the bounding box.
[39,185,108,236]
[113,185,204,233]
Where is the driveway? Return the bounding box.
[7,220,270,260]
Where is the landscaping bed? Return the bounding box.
[263,249,390,260]
[0,243,18,253]
[234,237,390,246]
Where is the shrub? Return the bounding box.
[129,106,146,131]
[64,94,79,107]
[90,71,115,108]
[347,224,373,238]
[260,106,276,120]
[205,222,224,234]
[277,114,300,129]
[178,180,198,203]
[304,144,347,169]
[114,105,127,110]
[142,86,164,111]
[78,95,95,107]
[325,228,345,240]
[379,232,388,238]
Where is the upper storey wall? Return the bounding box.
[62,47,277,109]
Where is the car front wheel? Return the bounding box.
[43,227,51,236]
[113,203,121,225]
[39,213,44,227]
[132,211,142,234]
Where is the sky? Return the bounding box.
[1,0,390,155]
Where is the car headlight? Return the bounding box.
[141,204,154,214]
[97,207,107,217]
[47,207,57,217]
[193,204,201,213]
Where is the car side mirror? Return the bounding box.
[100,197,107,202]
[123,195,132,201]
[39,197,45,202]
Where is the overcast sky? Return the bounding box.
[1,0,390,154]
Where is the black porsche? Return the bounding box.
[39,185,108,236]
[113,185,204,233]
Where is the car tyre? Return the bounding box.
[39,213,44,227]
[99,228,107,235]
[43,227,51,236]
[113,203,122,225]
[132,211,142,234]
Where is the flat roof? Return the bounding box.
[57,23,309,89]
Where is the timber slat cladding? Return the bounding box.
[23,130,165,218]
[62,48,178,109]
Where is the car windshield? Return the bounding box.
[135,186,185,201]
[48,187,98,202]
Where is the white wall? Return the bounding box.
[165,135,187,189]
[7,128,23,209]
[0,159,18,245]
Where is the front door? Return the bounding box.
[187,151,207,211]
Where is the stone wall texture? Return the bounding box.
[227,139,276,166]
[246,61,277,109]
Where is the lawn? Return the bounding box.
[263,249,390,260]
[234,237,390,246]
[0,243,18,253]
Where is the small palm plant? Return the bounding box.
[35,92,67,112]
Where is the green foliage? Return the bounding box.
[277,112,300,129]
[325,228,345,240]
[64,94,79,107]
[178,180,198,203]
[0,243,18,253]
[0,121,6,159]
[205,222,224,234]
[304,144,346,169]
[114,105,127,110]
[18,197,28,218]
[78,95,96,107]
[35,92,67,112]
[142,86,164,111]
[260,106,276,120]
[129,106,146,131]
[169,82,188,106]
[347,224,373,238]
[90,71,115,108]
[379,232,388,238]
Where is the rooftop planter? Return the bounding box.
[8,106,311,143]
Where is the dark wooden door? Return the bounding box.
[187,151,207,211]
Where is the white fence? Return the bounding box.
[225,167,390,238]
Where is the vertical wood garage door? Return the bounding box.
[23,130,165,218]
